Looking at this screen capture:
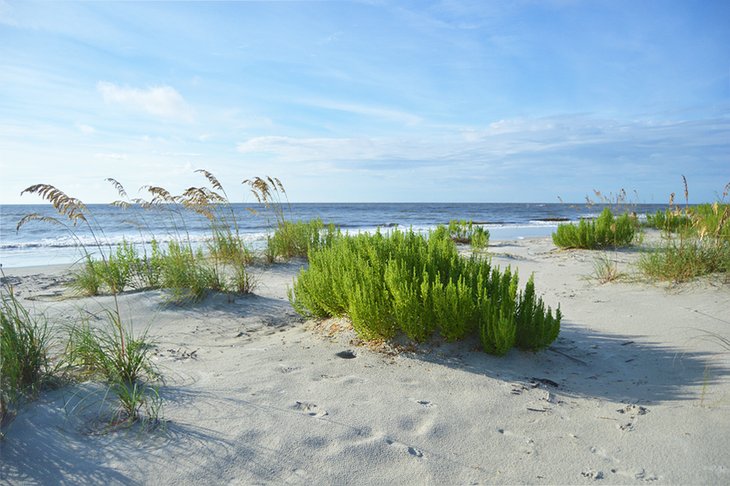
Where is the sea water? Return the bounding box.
[0,203,667,268]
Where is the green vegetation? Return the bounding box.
[16,182,166,429]
[446,220,489,250]
[0,286,53,435]
[66,311,161,425]
[268,219,340,261]
[639,181,729,283]
[591,254,624,284]
[289,228,560,355]
[552,207,637,249]
[244,176,339,262]
[644,209,692,233]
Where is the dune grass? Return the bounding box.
[0,284,53,436]
[17,182,166,427]
[552,207,637,250]
[65,311,161,426]
[639,180,729,283]
[591,254,625,284]
[244,176,339,262]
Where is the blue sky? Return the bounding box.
[1,0,728,204]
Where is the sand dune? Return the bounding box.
[2,237,729,484]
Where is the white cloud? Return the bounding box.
[298,99,422,126]
[237,136,383,161]
[76,123,95,134]
[236,115,730,179]
[94,152,127,160]
[97,82,194,122]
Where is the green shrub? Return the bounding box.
[432,273,475,342]
[446,220,489,250]
[552,208,636,249]
[639,186,729,283]
[644,209,692,233]
[515,276,561,351]
[268,219,339,261]
[289,228,561,355]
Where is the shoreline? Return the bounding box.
[2,236,729,484]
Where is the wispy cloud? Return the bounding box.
[75,123,95,134]
[297,99,422,126]
[236,115,730,180]
[97,82,194,122]
[94,152,127,160]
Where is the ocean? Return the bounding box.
[0,202,667,268]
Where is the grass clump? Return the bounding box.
[289,228,561,355]
[0,285,53,434]
[244,176,339,262]
[644,208,692,233]
[639,180,729,283]
[591,254,625,284]
[552,207,637,249]
[66,310,161,425]
[638,240,728,283]
[267,219,339,261]
[446,220,490,250]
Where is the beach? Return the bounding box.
[1,235,729,484]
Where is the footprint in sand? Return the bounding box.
[293,401,328,418]
[408,447,424,458]
[616,404,649,431]
[384,438,425,459]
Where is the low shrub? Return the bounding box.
[289,229,561,355]
[267,219,339,261]
[644,209,692,233]
[552,208,637,249]
[446,220,489,250]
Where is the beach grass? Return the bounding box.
[591,254,625,284]
[0,284,53,435]
[267,219,340,261]
[65,310,161,425]
[552,207,637,249]
[639,181,729,283]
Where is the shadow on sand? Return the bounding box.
[405,320,730,404]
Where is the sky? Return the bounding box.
[1,0,728,204]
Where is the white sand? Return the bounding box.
[1,237,729,484]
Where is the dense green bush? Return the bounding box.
[446,220,490,250]
[268,219,339,261]
[644,209,692,233]
[289,229,561,355]
[552,208,637,249]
